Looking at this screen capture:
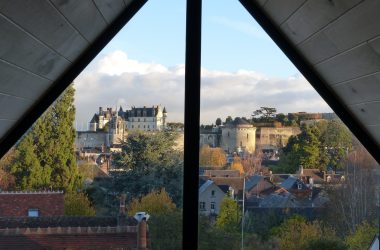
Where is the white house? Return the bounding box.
[199,180,226,216]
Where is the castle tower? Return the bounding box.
[221,117,256,154]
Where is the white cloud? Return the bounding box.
[74,51,331,128]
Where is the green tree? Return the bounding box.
[11,85,80,191]
[113,130,179,172]
[64,191,96,216]
[216,197,241,232]
[278,124,321,172]
[225,116,233,124]
[0,148,17,190]
[215,118,222,126]
[149,210,182,250]
[128,189,176,216]
[271,216,339,250]
[252,107,277,123]
[320,120,352,170]
[346,221,378,250]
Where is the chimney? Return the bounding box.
[137,219,148,249]
[99,107,103,113]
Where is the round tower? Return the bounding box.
[221,117,256,154]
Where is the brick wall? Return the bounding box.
[0,192,64,217]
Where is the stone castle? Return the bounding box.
[200,117,301,155]
[76,105,167,150]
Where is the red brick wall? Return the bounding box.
[0,192,64,217]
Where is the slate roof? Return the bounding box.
[245,175,264,191]
[199,179,213,194]
[89,114,99,123]
[279,175,308,191]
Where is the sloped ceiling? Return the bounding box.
[0,0,146,156]
[241,0,380,162]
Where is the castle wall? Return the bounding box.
[200,133,219,147]
[256,127,301,150]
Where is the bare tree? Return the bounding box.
[324,145,379,237]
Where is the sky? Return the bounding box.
[74,0,332,129]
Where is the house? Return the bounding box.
[203,169,240,178]
[199,179,226,216]
[279,175,311,198]
[0,192,147,250]
[244,175,274,199]
[0,191,64,217]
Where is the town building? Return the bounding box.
[199,179,227,216]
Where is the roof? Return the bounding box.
[89,114,99,124]
[199,179,213,194]
[279,176,302,190]
[245,175,265,191]
[225,117,253,128]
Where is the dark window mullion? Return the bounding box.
[183,0,202,249]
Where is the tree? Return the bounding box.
[199,145,226,168]
[225,116,233,124]
[11,85,80,191]
[231,156,244,174]
[346,221,378,250]
[278,124,321,172]
[324,145,378,237]
[320,120,352,170]
[0,148,17,190]
[149,209,182,250]
[215,197,241,232]
[252,107,277,123]
[113,130,180,172]
[128,189,176,216]
[271,216,339,250]
[166,122,184,131]
[215,118,222,126]
[64,191,96,216]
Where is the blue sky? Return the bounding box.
[74,0,331,128]
[100,0,297,77]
